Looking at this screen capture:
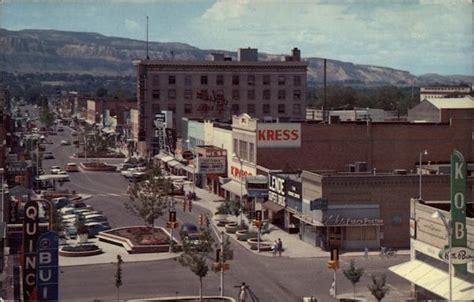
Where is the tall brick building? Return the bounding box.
[133,47,308,157]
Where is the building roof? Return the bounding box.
[426,96,474,109]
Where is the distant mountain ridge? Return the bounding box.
[0,28,471,86]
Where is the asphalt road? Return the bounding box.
[33,110,411,302]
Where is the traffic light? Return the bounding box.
[169,211,176,223]
[166,222,171,228]
[327,260,338,270]
[199,214,204,226]
[205,216,210,227]
[182,200,187,212]
[255,220,262,229]
[255,210,262,222]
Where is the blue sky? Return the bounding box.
[1,0,472,76]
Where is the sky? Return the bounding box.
[1,0,472,76]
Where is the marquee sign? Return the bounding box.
[197,157,226,174]
[450,150,467,273]
[23,200,39,301]
[37,231,59,301]
[257,123,301,148]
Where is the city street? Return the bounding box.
[39,124,412,301]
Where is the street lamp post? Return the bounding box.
[432,210,452,302]
[419,149,428,200]
[185,139,196,195]
[0,168,5,224]
[232,153,243,224]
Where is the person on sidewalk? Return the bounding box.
[277,238,283,257]
[271,240,278,256]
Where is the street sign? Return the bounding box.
[438,246,473,264]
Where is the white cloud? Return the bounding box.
[124,19,140,31]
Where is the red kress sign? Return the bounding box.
[231,166,253,178]
[257,123,301,148]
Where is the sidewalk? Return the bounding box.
[184,184,410,259]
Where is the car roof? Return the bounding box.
[67,163,77,166]
[181,223,199,231]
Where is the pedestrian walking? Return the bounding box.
[238,282,248,302]
[271,240,278,256]
[277,238,283,257]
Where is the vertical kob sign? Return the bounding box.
[451,150,467,273]
[37,231,59,302]
[23,200,39,301]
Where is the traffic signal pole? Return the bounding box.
[210,223,225,296]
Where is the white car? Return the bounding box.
[50,166,61,174]
[60,140,71,146]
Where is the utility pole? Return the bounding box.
[210,224,226,296]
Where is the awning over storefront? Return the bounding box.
[262,201,285,213]
[389,260,474,301]
[181,165,196,174]
[161,156,174,163]
[102,127,115,134]
[221,180,247,197]
[167,160,183,168]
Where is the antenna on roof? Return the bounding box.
[146,16,150,60]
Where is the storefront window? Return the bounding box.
[346,226,377,241]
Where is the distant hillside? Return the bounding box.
[0,28,471,87]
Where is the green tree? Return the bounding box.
[343,259,364,298]
[52,209,65,235]
[39,103,55,128]
[96,87,108,97]
[368,273,390,302]
[114,255,124,301]
[177,229,215,302]
[126,164,172,231]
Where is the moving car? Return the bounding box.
[65,163,79,172]
[180,223,203,245]
[60,139,71,146]
[86,222,111,237]
[57,127,64,132]
[71,131,77,136]
[43,152,55,160]
[50,166,61,174]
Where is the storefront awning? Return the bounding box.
[167,160,183,168]
[221,180,247,197]
[389,260,474,301]
[262,201,285,213]
[181,165,195,174]
[160,155,175,163]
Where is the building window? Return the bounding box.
[247,75,255,86]
[293,104,301,114]
[294,75,301,86]
[233,138,238,156]
[278,75,286,85]
[216,75,224,85]
[152,75,160,86]
[168,75,176,85]
[167,103,176,113]
[240,141,248,161]
[184,104,192,114]
[231,104,239,113]
[248,90,255,100]
[278,104,286,113]
[263,75,271,85]
[232,90,240,100]
[185,89,193,100]
[152,89,160,100]
[184,75,192,86]
[168,89,176,100]
[197,90,208,100]
[293,90,301,101]
[263,104,270,114]
[263,90,271,100]
[201,75,208,85]
[249,142,255,163]
[247,104,255,113]
[278,90,286,100]
[232,75,239,85]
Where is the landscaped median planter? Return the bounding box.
[246,237,272,251]
[80,162,117,172]
[235,230,250,241]
[59,244,103,257]
[214,214,230,226]
[75,152,126,159]
[224,222,239,234]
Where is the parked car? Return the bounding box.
[65,226,77,239]
[83,214,107,223]
[86,222,111,237]
[57,127,64,132]
[50,166,61,174]
[43,152,55,160]
[71,131,77,136]
[51,197,70,209]
[65,163,79,172]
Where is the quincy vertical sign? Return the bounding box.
[451,150,467,273]
[37,231,59,302]
[23,200,39,301]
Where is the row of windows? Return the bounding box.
[159,103,302,115]
[151,74,303,87]
[152,89,302,101]
[233,139,255,163]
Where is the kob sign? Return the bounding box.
[257,123,301,148]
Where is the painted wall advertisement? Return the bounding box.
[197,157,226,174]
[256,123,301,148]
[268,174,286,207]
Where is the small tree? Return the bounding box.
[177,229,214,302]
[343,259,364,298]
[126,164,172,232]
[75,215,88,243]
[368,273,390,302]
[114,255,124,301]
[39,103,54,129]
[52,209,65,236]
